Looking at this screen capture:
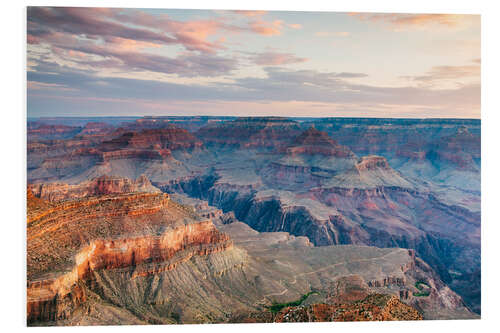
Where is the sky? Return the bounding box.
[27,7,481,118]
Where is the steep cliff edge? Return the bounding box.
[196,117,302,148]
[27,190,233,324]
[27,183,474,325]
[160,172,480,314]
[29,175,160,202]
[261,127,358,190]
[99,128,202,152]
[28,125,203,184]
[219,221,475,321]
[284,126,356,158]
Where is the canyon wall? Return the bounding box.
[27,190,232,324]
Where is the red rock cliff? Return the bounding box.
[285,127,355,158]
[29,175,160,202]
[27,190,232,323]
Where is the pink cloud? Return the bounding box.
[28,7,222,54]
[104,37,163,52]
[116,12,230,53]
[250,19,284,36]
[287,23,302,29]
[28,6,302,62]
[231,10,267,17]
[400,64,480,86]
[62,42,238,77]
[67,50,89,58]
[251,52,308,65]
[349,13,476,30]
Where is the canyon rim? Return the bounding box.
[26,6,481,326]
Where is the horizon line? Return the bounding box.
[28,115,481,120]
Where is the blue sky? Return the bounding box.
[27,7,480,118]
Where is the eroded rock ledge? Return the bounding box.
[27,191,232,323]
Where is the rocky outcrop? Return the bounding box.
[28,125,203,183]
[355,155,391,171]
[93,127,205,162]
[76,122,115,137]
[161,178,345,245]
[323,155,413,189]
[276,295,423,322]
[263,162,330,188]
[220,221,475,321]
[325,275,371,303]
[231,294,423,323]
[394,126,480,172]
[26,189,232,324]
[428,126,480,171]
[284,126,356,158]
[99,128,202,152]
[100,148,172,161]
[163,173,479,314]
[27,221,232,322]
[259,128,359,190]
[29,175,160,202]
[310,118,480,157]
[169,193,225,221]
[27,139,93,154]
[197,117,302,148]
[28,124,82,141]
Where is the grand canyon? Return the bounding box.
[25,6,481,327]
[26,116,480,325]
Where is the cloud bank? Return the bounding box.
[27,7,481,118]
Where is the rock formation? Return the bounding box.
[285,126,356,158]
[28,124,82,141]
[99,128,202,152]
[26,178,476,325]
[27,189,232,324]
[26,116,481,318]
[234,294,423,323]
[76,122,115,138]
[196,117,303,148]
[29,175,160,202]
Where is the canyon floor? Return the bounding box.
[27,116,481,325]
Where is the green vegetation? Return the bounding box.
[413,291,430,297]
[414,281,431,297]
[266,291,320,313]
[170,312,180,323]
[354,293,391,307]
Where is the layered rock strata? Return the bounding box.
[27,191,231,324]
[233,295,423,323]
[29,175,160,202]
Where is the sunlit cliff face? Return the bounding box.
[27,190,232,323]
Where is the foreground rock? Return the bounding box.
[220,221,475,320]
[27,180,475,326]
[27,189,233,325]
[233,294,423,323]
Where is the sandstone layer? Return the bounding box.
[29,175,160,202]
[27,190,231,324]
